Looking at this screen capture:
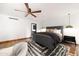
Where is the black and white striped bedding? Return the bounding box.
[27,41,67,56]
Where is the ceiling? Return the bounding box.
[0,3,79,22]
[0,3,79,18]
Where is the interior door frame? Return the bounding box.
[31,23,37,36]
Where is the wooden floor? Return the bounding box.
[63,43,77,56]
[0,37,31,49]
[0,38,78,56]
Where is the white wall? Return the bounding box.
[0,14,37,41]
[37,3,79,28]
[0,3,42,38]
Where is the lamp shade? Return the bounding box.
[66,25,73,28]
[66,12,73,28]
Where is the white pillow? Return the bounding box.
[53,29,63,42]
[37,28,46,32]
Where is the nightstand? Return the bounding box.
[63,36,76,45]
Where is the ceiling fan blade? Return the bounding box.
[30,13,37,17]
[15,9,25,12]
[31,10,41,13]
[24,3,29,10]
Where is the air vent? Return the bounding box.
[8,17,18,20]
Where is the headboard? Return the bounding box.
[46,26,64,39]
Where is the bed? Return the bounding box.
[31,26,67,56]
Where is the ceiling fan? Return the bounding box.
[15,3,42,18]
